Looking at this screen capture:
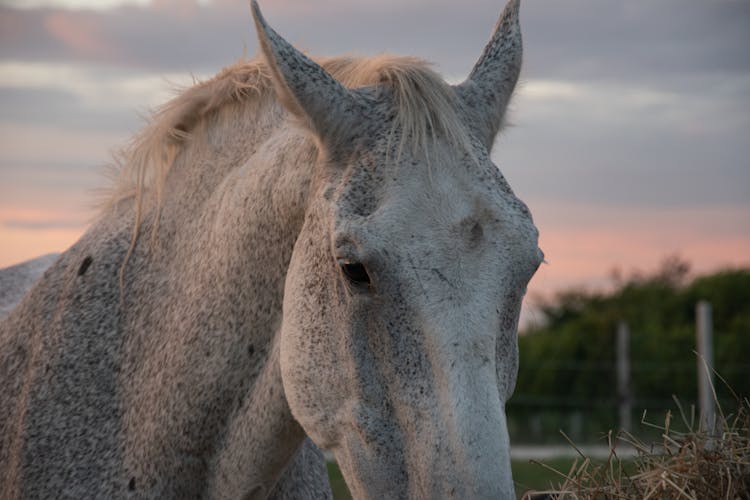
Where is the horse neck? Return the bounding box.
[118,103,319,494]
[126,98,317,343]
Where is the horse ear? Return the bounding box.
[454,0,522,150]
[251,1,361,144]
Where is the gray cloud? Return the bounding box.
[2,1,748,80]
[0,87,141,132]
[497,75,750,209]
[520,0,750,81]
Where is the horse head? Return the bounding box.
[252,1,542,497]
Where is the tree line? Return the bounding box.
[508,257,750,439]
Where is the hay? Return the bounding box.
[523,394,750,499]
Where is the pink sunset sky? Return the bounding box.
[1,0,748,312]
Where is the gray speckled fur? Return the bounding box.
[1,1,538,498]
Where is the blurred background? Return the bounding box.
[1,0,748,496]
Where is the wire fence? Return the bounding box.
[507,356,750,443]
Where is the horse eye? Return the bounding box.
[341,262,371,286]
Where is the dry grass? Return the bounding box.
[523,384,750,499]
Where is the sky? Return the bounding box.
[1,0,749,316]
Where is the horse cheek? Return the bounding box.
[279,242,344,448]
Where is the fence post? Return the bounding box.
[696,301,715,433]
[616,321,632,433]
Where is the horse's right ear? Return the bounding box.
[251,1,362,145]
[454,0,522,151]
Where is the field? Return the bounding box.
[327,458,581,499]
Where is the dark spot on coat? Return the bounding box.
[470,221,483,243]
[77,256,93,276]
[248,344,255,356]
[128,477,136,491]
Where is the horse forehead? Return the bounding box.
[338,157,531,241]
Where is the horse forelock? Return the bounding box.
[317,55,475,165]
[101,54,475,219]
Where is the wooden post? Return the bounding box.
[696,301,715,433]
[616,321,632,432]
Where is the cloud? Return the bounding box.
[520,0,750,82]
[497,75,750,209]
[0,61,204,112]
[4,0,149,9]
[2,218,86,230]
[0,3,250,72]
[44,11,118,59]
[0,122,128,166]
[2,0,748,79]
[0,123,121,216]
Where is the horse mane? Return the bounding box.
[103,54,473,215]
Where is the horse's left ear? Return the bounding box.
[454,0,522,151]
[251,1,362,145]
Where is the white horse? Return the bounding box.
[0,0,542,498]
